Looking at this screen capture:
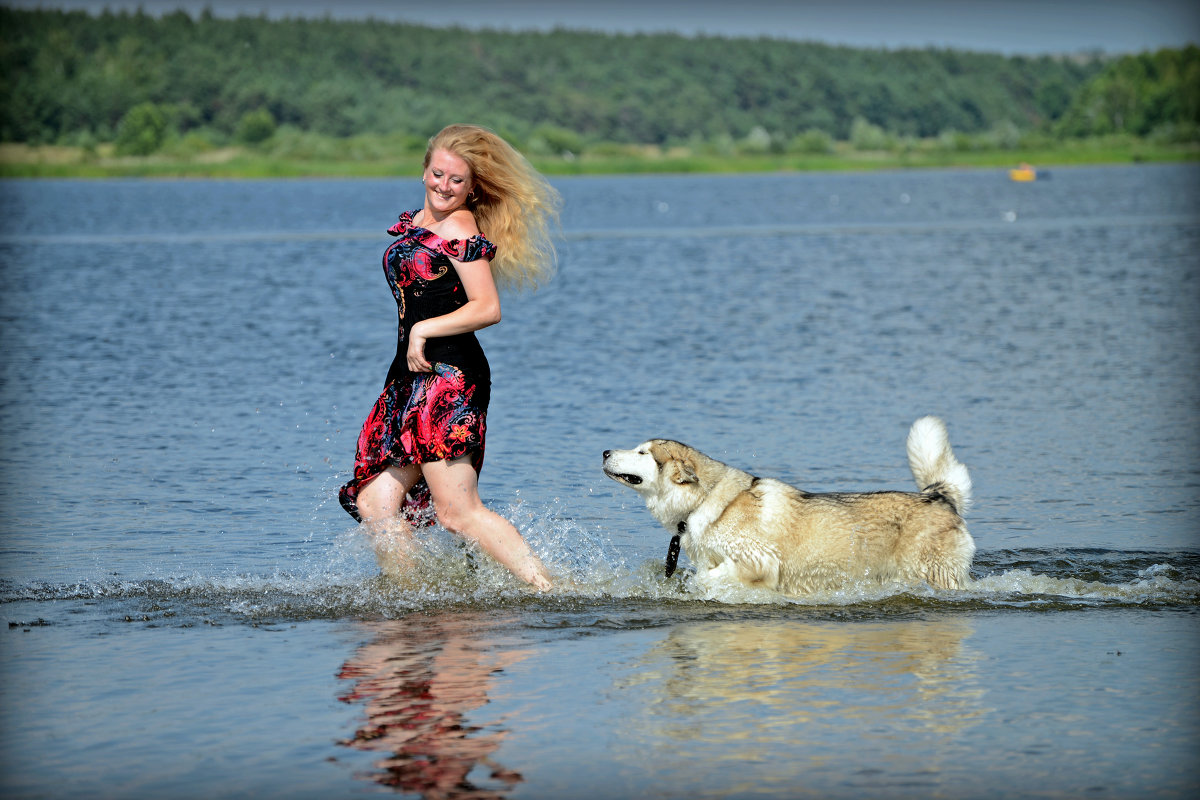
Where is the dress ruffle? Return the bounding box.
[387,210,497,262]
[339,364,486,525]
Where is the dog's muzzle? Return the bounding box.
[602,451,643,485]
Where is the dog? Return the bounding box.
[602,416,974,594]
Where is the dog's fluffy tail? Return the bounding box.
[906,416,972,515]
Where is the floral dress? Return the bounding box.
[339,210,496,524]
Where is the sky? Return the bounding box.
[7,0,1200,55]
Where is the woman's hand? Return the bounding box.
[406,325,432,372]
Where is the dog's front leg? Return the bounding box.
[706,527,782,591]
[693,559,740,597]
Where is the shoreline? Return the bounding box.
[2,141,1196,179]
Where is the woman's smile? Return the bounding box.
[423,149,474,215]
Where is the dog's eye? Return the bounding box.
[637,450,648,455]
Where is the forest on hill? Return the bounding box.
[1,6,1197,171]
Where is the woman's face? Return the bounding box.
[423,149,474,216]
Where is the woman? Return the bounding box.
[339,124,559,591]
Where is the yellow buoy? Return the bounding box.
[1009,163,1037,182]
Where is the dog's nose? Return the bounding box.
[603,450,612,459]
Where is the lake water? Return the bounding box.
[1,165,1198,799]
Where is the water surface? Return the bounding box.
[1,165,1198,798]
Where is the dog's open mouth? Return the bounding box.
[604,469,643,486]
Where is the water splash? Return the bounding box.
[3,512,1197,626]
[966,562,1200,607]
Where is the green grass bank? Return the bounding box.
[2,137,1196,179]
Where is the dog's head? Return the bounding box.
[603,439,696,489]
[602,439,707,515]
[603,439,705,577]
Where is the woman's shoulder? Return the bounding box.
[428,211,496,263]
[433,208,482,240]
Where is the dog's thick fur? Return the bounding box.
[602,416,974,594]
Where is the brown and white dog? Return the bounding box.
[603,417,974,595]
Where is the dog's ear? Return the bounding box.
[668,458,698,485]
[651,441,699,485]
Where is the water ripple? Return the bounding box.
[3,548,1196,630]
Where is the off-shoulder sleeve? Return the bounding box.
[387,209,417,236]
[435,234,497,263]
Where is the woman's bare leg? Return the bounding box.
[422,457,552,591]
[354,464,422,578]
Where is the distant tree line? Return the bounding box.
[1055,46,1200,139]
[1,7,1196,157]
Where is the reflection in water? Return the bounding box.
[614,617,987,792]
[337,613,528,799]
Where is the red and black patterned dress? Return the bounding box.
[339,210,496,524]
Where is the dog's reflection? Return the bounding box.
[618,617,986,745]
[337,613,527,799]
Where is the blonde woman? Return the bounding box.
[339,125,559,590]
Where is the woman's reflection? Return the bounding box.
[337,612,526,799]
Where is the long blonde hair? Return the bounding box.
[425,124,561,290]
